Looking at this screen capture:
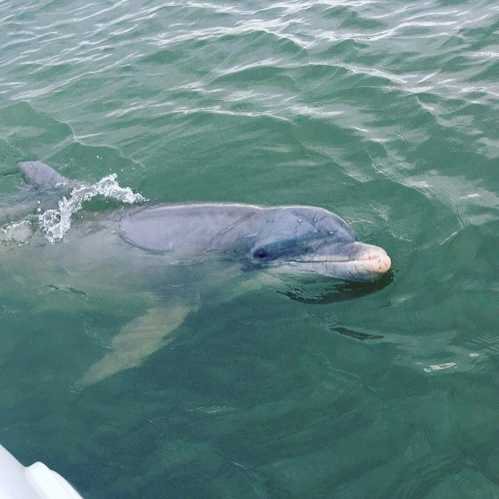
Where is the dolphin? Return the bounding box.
[1,161,391,387]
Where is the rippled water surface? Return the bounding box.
[1,1,498,498]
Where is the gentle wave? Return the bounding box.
[1,0,499,498]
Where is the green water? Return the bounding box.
[1,0,498,497]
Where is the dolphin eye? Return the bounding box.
[253,248,269,259]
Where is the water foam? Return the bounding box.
[0,220,34,244]
[39,174,146,243]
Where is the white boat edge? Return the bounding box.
[0,445,83,499]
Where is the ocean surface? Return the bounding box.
[0,0,498,498]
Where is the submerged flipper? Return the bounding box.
[79,300,195,387]
[17,161,80,190]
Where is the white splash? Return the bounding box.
[39,174,146,243]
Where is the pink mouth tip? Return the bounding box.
[363,247,392,274]
[377,253,392,273]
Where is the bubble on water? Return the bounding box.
[423,362,457,373]
[39,174,146,243]
[0,219,34,244]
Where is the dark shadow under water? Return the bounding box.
[279,270,394,305]
[277,272,394,342]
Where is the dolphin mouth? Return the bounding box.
[294,252,391,272]
[291,256,391,272]
[285,244,392,280]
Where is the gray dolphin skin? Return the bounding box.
[2,161,391,386]
[119,202,391,281]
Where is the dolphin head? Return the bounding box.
[248,207,391,282]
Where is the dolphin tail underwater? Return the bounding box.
[17,160,81,190]
[0,161,77,227]
[7,160,392,388]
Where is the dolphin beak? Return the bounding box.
[271,242,392,282]
[313,241,392,281]
[356,243,392,276]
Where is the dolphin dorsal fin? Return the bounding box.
[17,161,78,190]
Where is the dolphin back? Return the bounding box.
[17,160,77,190]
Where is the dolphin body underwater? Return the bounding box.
[1,161,391,387]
